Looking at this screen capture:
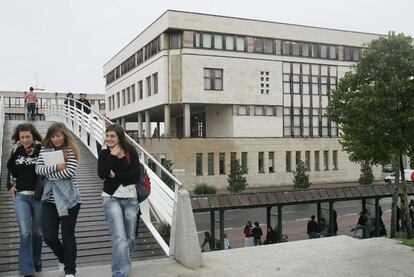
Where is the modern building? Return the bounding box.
[1,90,105,120]
[103,10,384,190]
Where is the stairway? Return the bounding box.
[0,120,165,276]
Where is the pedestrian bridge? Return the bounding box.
[0,96,201,276]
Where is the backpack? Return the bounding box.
[124,150,151,202]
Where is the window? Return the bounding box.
[238,105,248,115]
[204,68,223,90]
[196,153,203,176]
[321,76,328,95]
[303,74,310,94]
[296,151,301,166]
[146,76,151,96]
[333,150,338,170]
[231,152,237,167]
[293,74,300,94]
[321,109,329,137]
[310,44,318,58]
[320,45,328,58]
[305,151,311,171]
[255,106,264,116]
[312,108,319,137]
[99,100,105,110]
[236,36,245,51]
[311,75,319,95]
[116,92,120,108]
[208,153,214,175]
[170,32,180,49]
[219,152,226,174]
[202,33,212,48]
[241,152,248,172]
[283,73,291,94]
[131,84,136,102]
[269,152,275,173]
[284,107,291,136]
[331,121,338,137]
[214,34,223,49]
[286,151,292,172]
[127,87,131,104]
[138,81,143,99]
[292,42,300,56]
[254,38,264,53]
[344,47,361,61]
[225,35,234,50]
[329,46,336,59]
[302,43,310,57]
[153,73,158,94]
[258,152,264,173]
[111,95,115,110]
[260,71,270,94]
[293,108,301,137]
[264,39,273,54]
[303,108,310,137]
[282,41,291,55]
[265,106,274,116]
[195,33,201,48]
[108,97,112,111]
[315,151,320,171]
[323,150,329,170]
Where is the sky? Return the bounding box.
[0,0,413,94]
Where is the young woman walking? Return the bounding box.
[35,123,81,277]
[98,124,141,277]
[7,123,43,277]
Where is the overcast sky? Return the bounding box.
[1,0,412,94]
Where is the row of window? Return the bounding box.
[284,107,337,137]
[106,36,161,85]
[193,31,363,61]
[283,63,337,95]
[195,150,338,176]
[108,73,158,111]
[236,105,277,116]
[2,97,105,110]
[286,150,338,172]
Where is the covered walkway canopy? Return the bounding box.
[191,183,414,248]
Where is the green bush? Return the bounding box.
[227,159,248,193]
[293,160,311,189]
[359,161,374,185]
[194,183,217,195]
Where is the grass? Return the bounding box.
[394,237,414,248]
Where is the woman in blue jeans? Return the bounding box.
[7,123,43,277]
[98,124,141,277]
[36,123,81,277]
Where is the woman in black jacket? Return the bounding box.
[7,123,43,277]
[98,124,141,277]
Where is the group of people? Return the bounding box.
[23,87,92,121]
[200,232,230,252]
[7,121,142,277]
[306,210,338,239]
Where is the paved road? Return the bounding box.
[194,198,393,231]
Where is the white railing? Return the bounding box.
[0,96,5,177]
[43,97,181,256]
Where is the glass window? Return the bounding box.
[320,45,328,58]
[208,153,214,175]
[312,108,319,137]
[286,151,292,172]
[170,33,180,49]
[314,151,320,171]
[283,74,291,94]
[303,75,310,94]
[293,74,300,94]
[344,47,351,61]
[303,108,310,136]
[321,76,328,95]
[116,92,120,108]
[219,153,225,174]
[284,107,291,136]
[255,106,264,116]
[258,152,264,173]
[241,152,248,172]
[311,75,319,95]
[122,89,126,106]
[146,76,151,96]
[329,46,336,59]
[127,87,131,104]
[310,44,318,58]
[214,69,223,90]
[296,151,301,166]
[264,39,273,54]
[195,33,201,48]
[204,69,211,90]
[269,152,275,173]
[352,48,360,61]
[293,108,301,137]
[231,152,237,167]
[305,151,311,171]
[323,150,329,170]
[238,105,248,115]
[131,84,136,102]
[282,41,290,55]
[225,36,234,50]
[301,43,309,57]
[153,73,158,94]
[265,106,274,116]
[204,68,223,91]
[214,34,223,49]
[138,81,143,99]
[236,37,245,51]
[202,33,212,48]
[196,153,203,176]
[333,150,338,170]
[254,38,264,53]
[292,42,300,56]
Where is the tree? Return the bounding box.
[328,33,414,238]
[359,161,374,185]
[293,160,311,189]
[161,159,175,190]
[227,159,248,193]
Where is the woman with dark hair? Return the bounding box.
[98,124,141,277]
[7,123,43,276]
[35,122,81,277]
[64,92,75,107]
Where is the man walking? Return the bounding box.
[25,87,37,120]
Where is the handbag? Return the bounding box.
[34,175,44,201]
[124,150,151,203]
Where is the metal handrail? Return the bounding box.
[43,97,179,255]
[0,96,5,177]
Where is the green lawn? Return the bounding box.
[395,238,414,248]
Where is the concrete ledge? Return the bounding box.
[36,236,414,277]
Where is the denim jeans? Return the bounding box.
[42,202,80,275]
[27,103,36,120]
[13,192,43,275]
[103,197,138,277]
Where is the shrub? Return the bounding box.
[293,160,311,189]
[194,183,217,195]
[227,159,248,193]
[359,161,374,185]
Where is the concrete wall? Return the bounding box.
[205,105,233,137]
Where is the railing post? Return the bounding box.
[169,186,202,269]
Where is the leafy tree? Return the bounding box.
[359,161,374,185]
[293,160,311,189]
[227,159,248,193]
[328,33,414,238]
[161,159,175,190]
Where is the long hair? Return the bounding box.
[11,123,42,144]
[42,122,80,160]
[105,124,134,151]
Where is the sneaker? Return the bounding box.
[58,262,65,275]
[65,275,76,277]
